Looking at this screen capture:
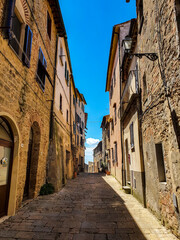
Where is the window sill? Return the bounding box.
[159,182,167,184]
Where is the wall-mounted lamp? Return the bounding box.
[122,36,158,61]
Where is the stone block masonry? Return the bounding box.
[0,0,61,216]
[137,0,180,236]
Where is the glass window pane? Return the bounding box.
[0,146,11,186]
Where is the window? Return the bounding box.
[73,95,76,106]
[155,143,166,182]
[114,104,117,124]
[60,44,63,65]
[37,48,47,90]
[73,121,76,134]
[80,137,83,147]
[138,0,144,34]
[66,110,68,123]
[67,70,69,86]
[143,73,148,102]
[111,119,114,133]
[114,142,118,162]
[111,148,114,162]
[130,122,134,150]
[135,64,139,93]
[47,11,51,40]
[175,0,180,44]
[114,68,116,86]
[59,94,62,111]
[110,82,113,99]
[10,12,22,56]
[65,61,67,79]
[9,0,33,67]
[81,103,84,112]
[77,135,79,146]
[108,129,110,139]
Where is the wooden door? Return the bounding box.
[0,140,13,217]
[0,117,13,217]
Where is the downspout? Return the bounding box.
[46,34,58,182]
[49,35,58,140]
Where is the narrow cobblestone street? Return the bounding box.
[0,173,178,240]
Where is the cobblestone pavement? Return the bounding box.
[0,173,178,240]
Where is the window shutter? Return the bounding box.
[67,70,69,85]
[130,122,134,148]
[6,0,16,39]
[23,25,33,67]
[115,142,118,162]
[65,61,67,79]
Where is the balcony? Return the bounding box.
[121,70,139,117]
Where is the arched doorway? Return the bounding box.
[23,122,40,200]
[0,117,14,217]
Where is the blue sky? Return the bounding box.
[59,0,136,163]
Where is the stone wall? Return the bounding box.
[137,0,180,236]
[0,0,57,212]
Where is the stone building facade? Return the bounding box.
[120,19,146,205]
[93,141,102,173]
[47,36,73,191]
[105,21,131,184]
[0,0,65,217]
[75,89,86,173]
[134,0,180,236]
[101,115,110,171]
[88,161,94,173]
[104,0,180,236]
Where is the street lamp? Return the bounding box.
[122,36,158,61]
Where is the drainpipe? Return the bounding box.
[46,35,58,183]
[49,35,58,140]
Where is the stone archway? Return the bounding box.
[0,112,20,217]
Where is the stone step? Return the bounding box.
[123,186,131,194]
